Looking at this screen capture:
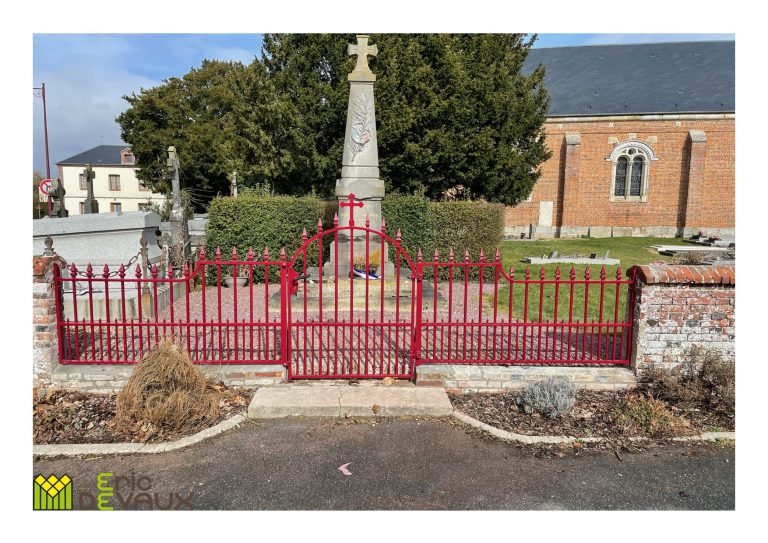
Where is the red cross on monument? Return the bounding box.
[339,193,364,228]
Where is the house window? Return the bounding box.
[138,202,153,211]
[109,175,121,191]
[121,150,135,165]
[79,174,88,190]
[608,141,657,202]
[138,181,150,192]
[110,202,122,213]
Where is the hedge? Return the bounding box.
[381,195,505,262]
[205,194,335,282]
[204,193,504,282]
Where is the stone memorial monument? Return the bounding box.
[324,34,393,278]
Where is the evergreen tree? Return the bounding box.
[117,34,551,207]
[117,59,296,209]
[262,33,551,204]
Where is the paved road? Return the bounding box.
[34,418,734,510]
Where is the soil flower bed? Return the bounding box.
[449,387,734,440]
[33,384,252,445]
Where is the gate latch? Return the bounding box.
[289,270,310,296]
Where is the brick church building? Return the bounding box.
[505,40,734,239]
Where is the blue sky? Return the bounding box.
[32,33,734,176]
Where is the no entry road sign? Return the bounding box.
[39,179,54,196]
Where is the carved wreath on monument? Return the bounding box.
[348,94,373,162]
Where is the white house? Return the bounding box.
[56,145,166,215]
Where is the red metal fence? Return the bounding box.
[52,196,637,378]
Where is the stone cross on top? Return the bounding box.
[347,34,377,81]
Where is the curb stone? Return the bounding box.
[452,411,735,445]
[32,410,735,457]
[33,414,248,458]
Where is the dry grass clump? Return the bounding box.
[612,393,692,438]
[673,251,706,265]
[647,345,735,418]
[115,338,221,442]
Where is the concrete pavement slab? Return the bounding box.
[248,384,453,418]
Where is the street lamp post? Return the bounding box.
[33,82,53,217]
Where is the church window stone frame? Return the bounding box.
[607,140,657,202]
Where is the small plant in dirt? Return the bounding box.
[646,345,734,419]
[519,377,576,418]
[673,251,706,265]
[115,338,223,442]
[612,393,690,437]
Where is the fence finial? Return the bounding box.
[43,236,54,256]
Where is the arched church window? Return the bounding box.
[608,141,656,201]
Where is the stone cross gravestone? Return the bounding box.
[324,34,393,278]
[81,164,98,214]
[50,178,68,218]
[166,146,189,272]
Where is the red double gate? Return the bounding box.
[52,196,637,378]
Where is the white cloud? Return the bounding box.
[33,50,159,174]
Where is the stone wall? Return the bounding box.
[631,264,735,378]
[503,116,735,238]
[416,365,636,394]
[49,364,285,393]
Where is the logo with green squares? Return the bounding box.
[34,474,73,510]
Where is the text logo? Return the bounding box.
[34,474,73,510]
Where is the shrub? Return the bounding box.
[519,377,576,418]
[646,345,734,417]
[115,338,221,442]
[612,393,689,437]
[205,194,335,282]
[382,195,504,260]
[382,195,505,279]
[204,193,504,282]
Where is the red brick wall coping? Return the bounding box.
[631,265,735,285]
[33,255,66,277]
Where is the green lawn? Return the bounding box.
[490,236,691,324]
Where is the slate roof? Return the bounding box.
[57,145,130,166]
[523,41,735,116]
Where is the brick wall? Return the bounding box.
[504,116,735,237]
[33,251,65,393]
[631,264,735,378]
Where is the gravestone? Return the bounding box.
[81,164,98,214]
[323,34,393,279]
[50,178,69,218]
